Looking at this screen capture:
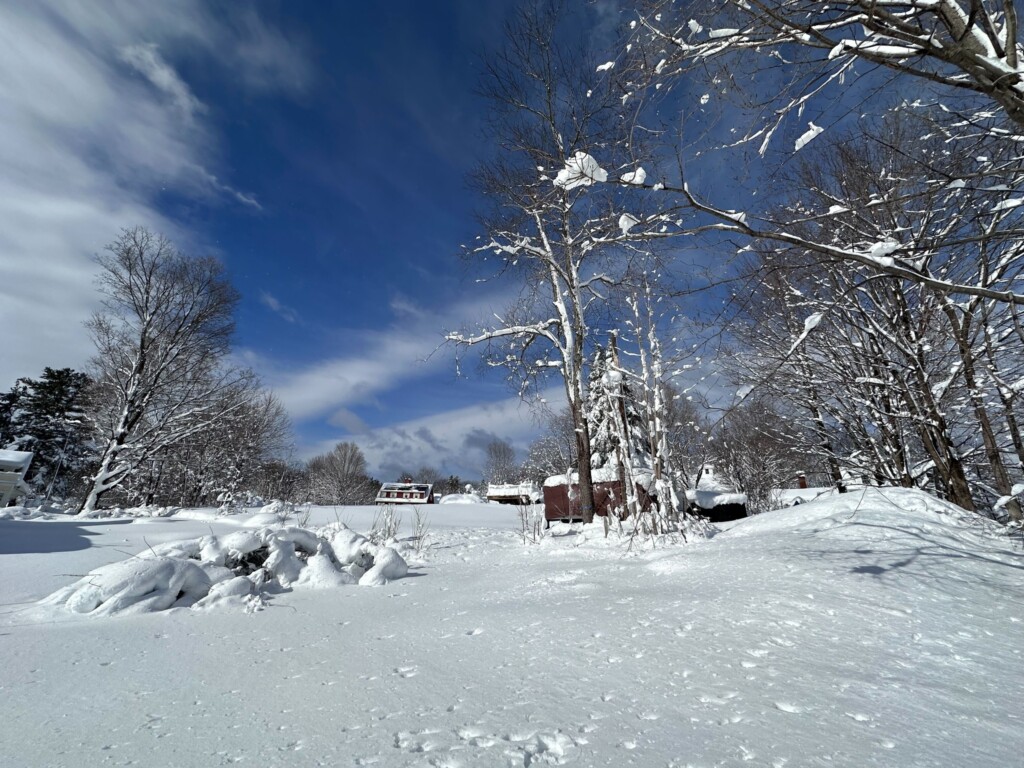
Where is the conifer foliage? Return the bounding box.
[0,368,92,499]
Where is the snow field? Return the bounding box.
[0,489,1021,767]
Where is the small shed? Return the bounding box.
[486,482,541,505]
[0,450,34,507]
[542,467,655,523]
[375,482,435,505]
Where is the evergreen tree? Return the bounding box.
[585,346,617,469]
[586,345,651,470]
[1,368,93,499]
[0,380,28,447]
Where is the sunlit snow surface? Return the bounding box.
[1,488,1021,767]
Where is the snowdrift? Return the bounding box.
[41,518,411,617]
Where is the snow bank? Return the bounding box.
[439,493,487,504]
[40,521,409,617]
[0,505,54,520]
[42,557,212,616]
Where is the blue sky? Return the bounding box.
[0,0,588,480]
[0,2,835,481]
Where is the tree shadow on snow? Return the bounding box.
[0,518,133,556]
[790,520,1024,595]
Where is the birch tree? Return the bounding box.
[449,1,673,520]
[79,227,251,515]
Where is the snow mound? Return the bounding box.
[42,557,212,616]
[40,521,409,617]
[725,487,988,545]
[0,505,54,520]
[359,546,409,586]
[439,493,486,504]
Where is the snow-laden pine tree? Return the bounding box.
[0,368,93,500]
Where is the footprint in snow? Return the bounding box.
[774,702,803,714]
[466,628,483,636]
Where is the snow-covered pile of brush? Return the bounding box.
[41,521,409,618]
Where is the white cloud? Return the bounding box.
[120,43,206,119]
[303,385,566,481]
[259,291,300,324]
[0,2,309,387]
[257,288,518,422]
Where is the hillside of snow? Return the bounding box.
[1,488,1021,767]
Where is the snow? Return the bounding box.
[794,121,824,151]
[620,166,646,185]
[990,197,1023,212]
[619,212,640,234]
[36,517,410,617]
[439,492,486,504]
[0,448,33,471]
[553,151,608,190]
[1,491,1022,766]
[595,61,615,72]
[803,311,823,333]
[686,488,748,509]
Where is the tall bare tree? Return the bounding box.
[449,1,673,520]
[483,438,518,485]
[79,227,251,515]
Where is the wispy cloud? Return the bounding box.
[0,1,309,386]
[120,43,206,120]
[256,287,517,423]
[302,385,565,480]
[260,291,300,324]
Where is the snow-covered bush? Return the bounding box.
[40,521,410,618]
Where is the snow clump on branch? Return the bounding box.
[553,152,608,190]
[619,213,640,234]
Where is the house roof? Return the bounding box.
[0,449,33,475]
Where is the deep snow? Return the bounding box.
[1,489,1021,767]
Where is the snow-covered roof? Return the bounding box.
[543,468,654,491]
[685,489,748,509]
[0,449,32,475]
[378,483,432,493]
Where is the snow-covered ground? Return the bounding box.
[1,489,1021,767]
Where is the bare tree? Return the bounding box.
[610,1,1024,305]
[152,388,291,508]
[79,227,251,515]
[483,438,518,485]
[305,441,379,505]
[523,406,579,482]
[448,1,673,520]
